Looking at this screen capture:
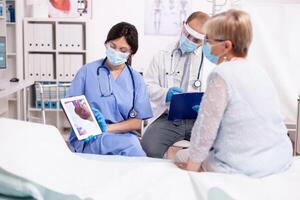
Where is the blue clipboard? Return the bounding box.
[168,92,204,121]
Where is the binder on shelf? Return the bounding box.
[41,23,53,50]
[57,23,84,51]
[57,24,68,50]
[33,54,40,80]
[36,24,43,49]
[57,53,64,81]
[44,82,51,109]
[26,23,35,49]
[50,84,57,109]
[27,53,34,78]
[63,54,71,81]
[33,23,40,49]
[34,83,42,109]
[40,54,46,80]
[70,54,83,79]
[46,54,54,80]
[56,24,64,50]
[71,24,83,50]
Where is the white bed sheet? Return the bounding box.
[0,118,299,200]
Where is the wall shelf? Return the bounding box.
[24,18,88,132]
[0,0,22,120]
[29,107,63,112]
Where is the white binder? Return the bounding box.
[41,23,53,50]
[57,54,64,81]
[27,53,34,78]
[34,24,41,49]
[71,24,83,50]
[63,54,71,81]
[46,54,54,80]
[33,54,41,80]
[27,23,35,49]
[57,24,64,50]
[70,54,83,79]
[40,54,47,80]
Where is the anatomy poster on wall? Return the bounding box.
[48,0,92,18]
[145,0,192,36]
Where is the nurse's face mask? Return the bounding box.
[179,23,205,54]
[105,42,131,66]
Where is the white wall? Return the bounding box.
[240,1,300,123]
[86,0,212,72]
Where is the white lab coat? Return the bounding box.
[144,41,215,127]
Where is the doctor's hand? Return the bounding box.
[91,107,107,132]
[192,105,200,113]
[166,87,183,102]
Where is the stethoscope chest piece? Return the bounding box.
[129,110,137,118]
[193,80,201,88]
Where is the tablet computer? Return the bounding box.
[168,92,204,121]
[61,95,102,140]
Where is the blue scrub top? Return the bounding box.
[67,58,153,154]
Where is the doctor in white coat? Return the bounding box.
[141,11,215,158]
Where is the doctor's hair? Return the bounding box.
[105,22,138,65]
[186,11,209,26]
[204,9,253,57]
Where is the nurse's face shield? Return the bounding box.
[182,23,205,45]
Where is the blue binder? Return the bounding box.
[168,92,204,121]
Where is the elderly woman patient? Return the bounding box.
[175,9,293,177]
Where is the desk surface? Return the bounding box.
[0,79,34,98]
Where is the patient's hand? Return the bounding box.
[186,158,201,172]
[176,158,201,172]
[175,162,187,170]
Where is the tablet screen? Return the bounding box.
[61,95,102,140]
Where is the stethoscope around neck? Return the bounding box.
[96,58,137,119]
[169,48,204,89]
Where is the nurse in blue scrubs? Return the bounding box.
[67,22,153,156]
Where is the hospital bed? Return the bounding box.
[1,118,300,200]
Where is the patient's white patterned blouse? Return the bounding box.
[189,59,293,177]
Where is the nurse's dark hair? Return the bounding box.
[105,22,138,65]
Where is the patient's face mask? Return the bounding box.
[105,46,130,66]
[202,37,226,64]
[203,43,219,64]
